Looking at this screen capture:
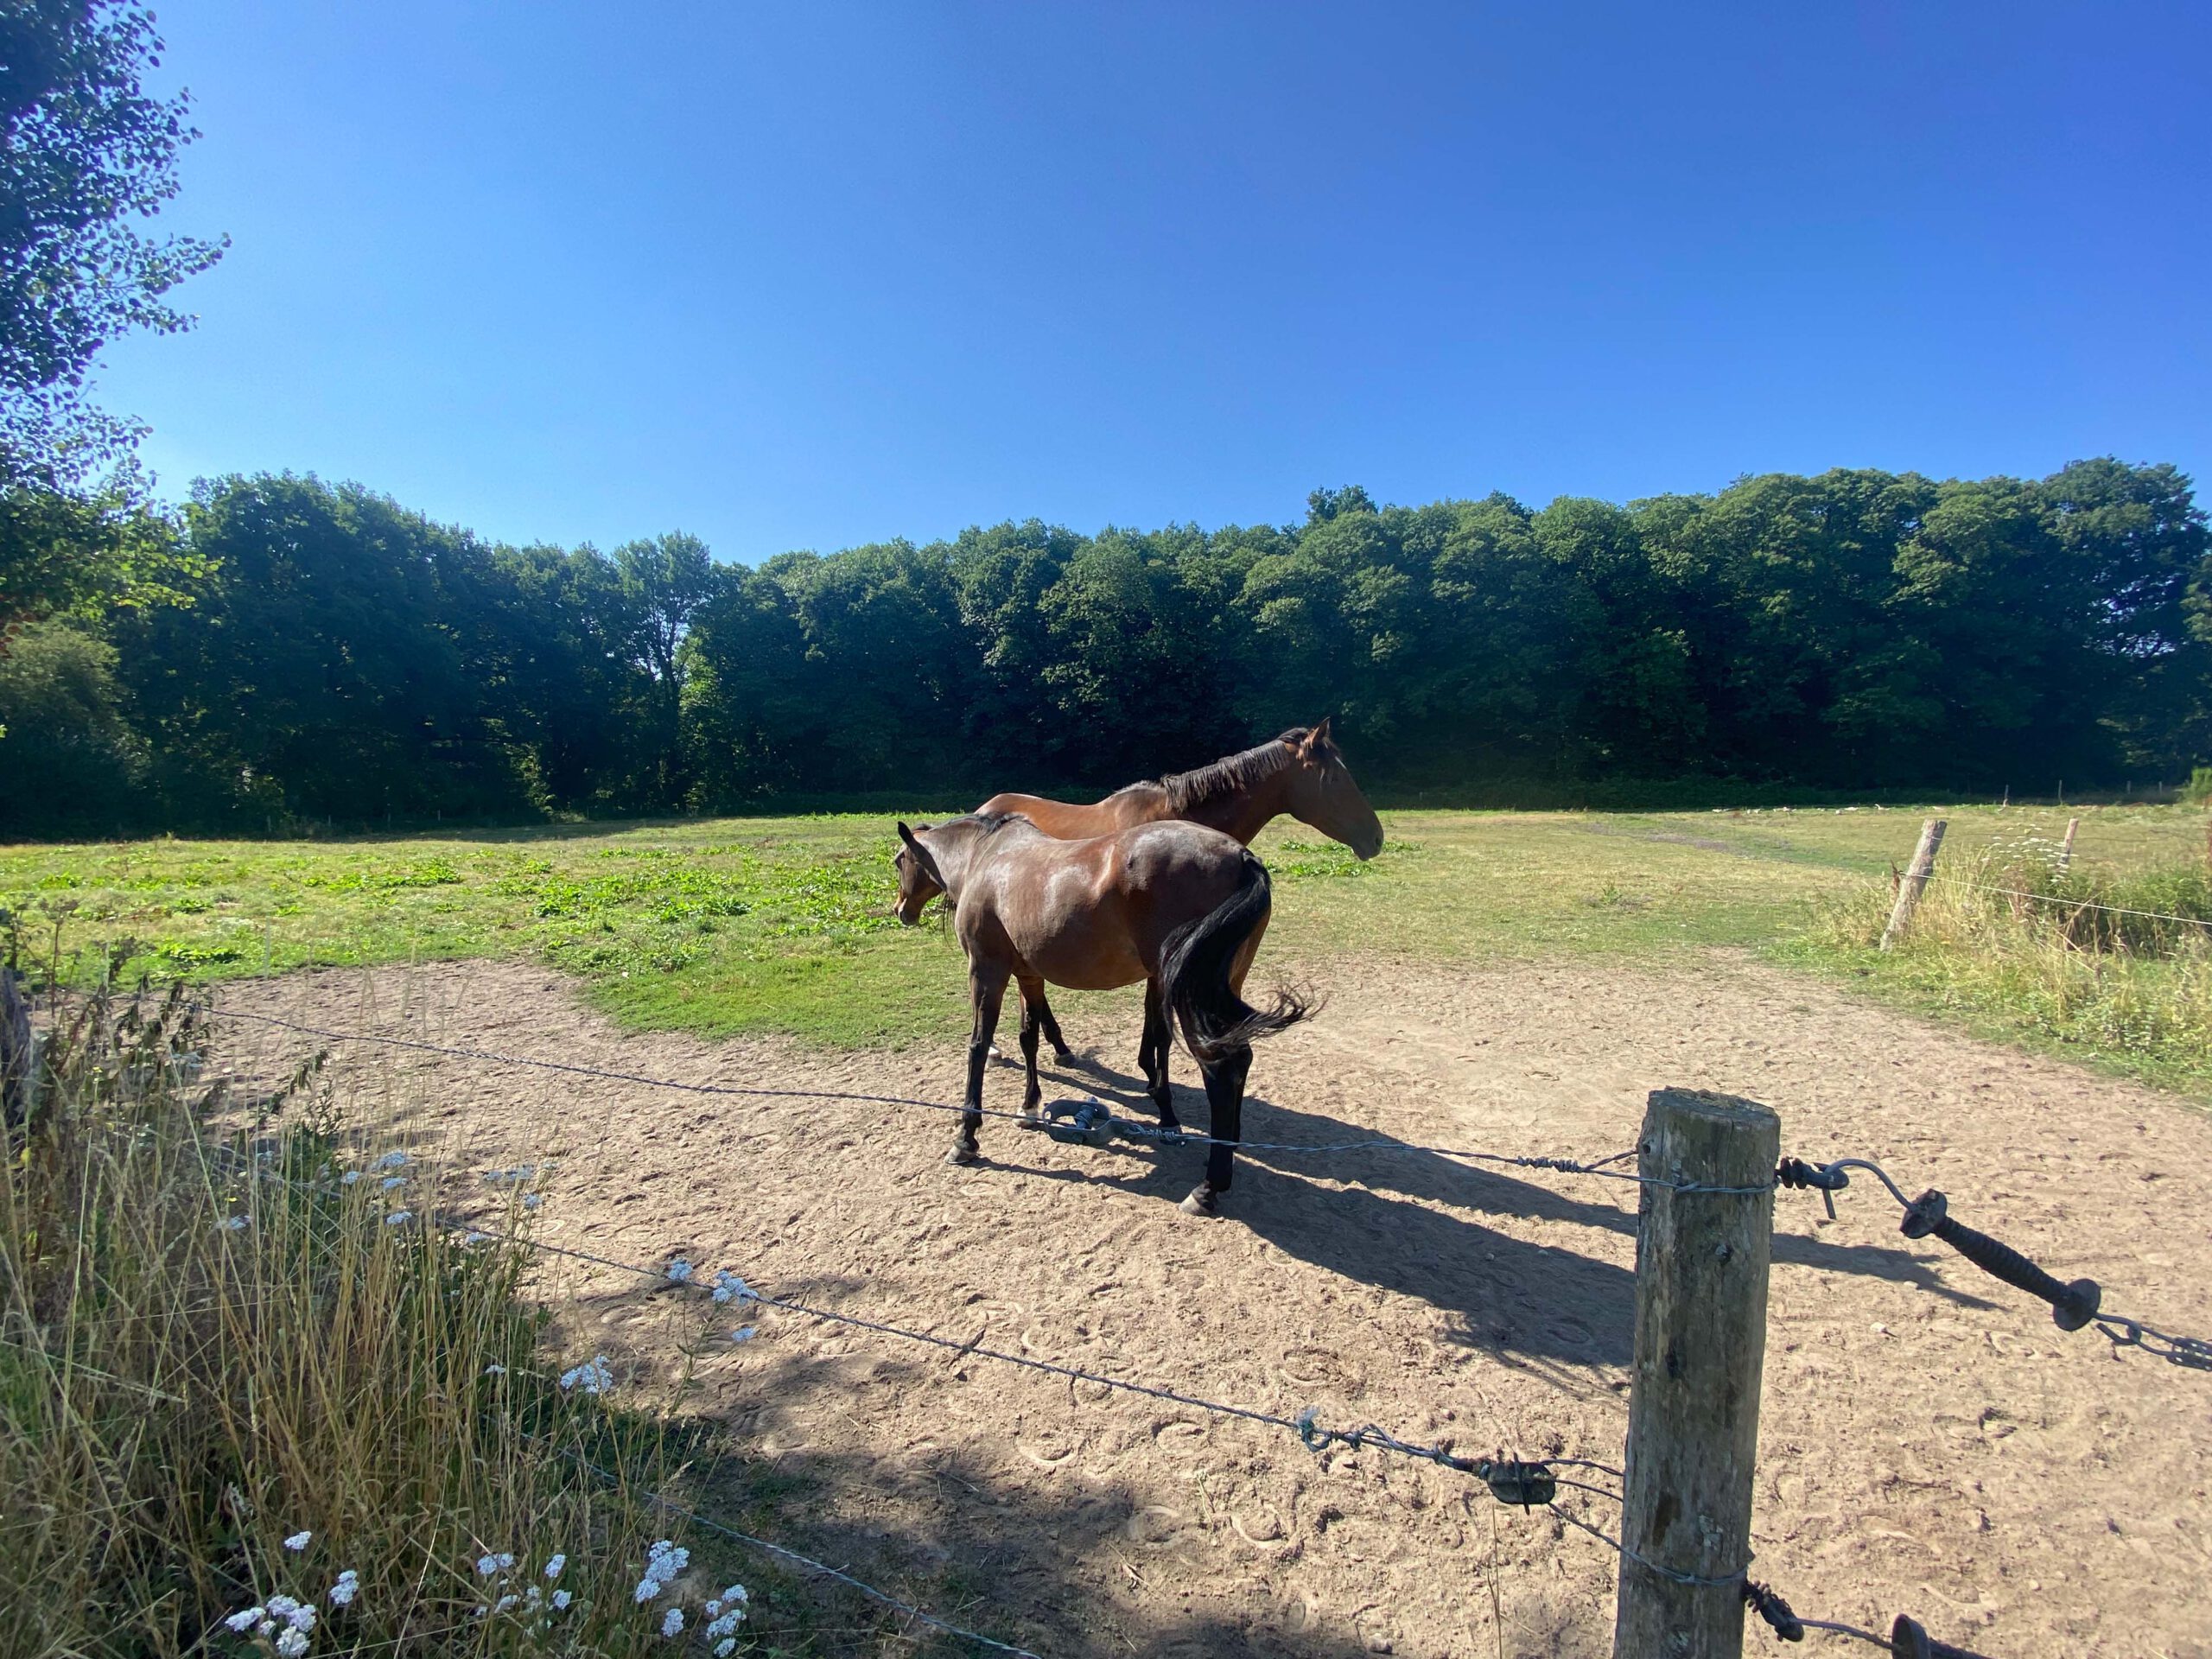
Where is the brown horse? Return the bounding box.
[893,812,1309,1216]
[974,719,1378,1103]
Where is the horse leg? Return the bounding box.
[1035,988,1075,1064]
[1141,978,1179,1130]
[1017,976,1047,1122]
[950,964,1009,1166]
[1179,1045,1251,1217]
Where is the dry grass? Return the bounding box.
[0,987,756,1659]
[1790,830,2212,1093]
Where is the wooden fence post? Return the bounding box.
[1613,1089,1779,1659]
[2057,817,2079,874]
[1879,817,1947,951]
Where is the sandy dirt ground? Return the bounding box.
[210,954,2212,1659]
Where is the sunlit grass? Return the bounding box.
[0,988,760,1658]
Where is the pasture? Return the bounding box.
[7,801,2211,1087]
[10,804,2212,1656]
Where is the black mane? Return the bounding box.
[1153,728,1328,815]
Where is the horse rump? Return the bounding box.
[1160,851,1313,1062]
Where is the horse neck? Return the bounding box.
[925,825,989,904]
[1181,763,1292,845]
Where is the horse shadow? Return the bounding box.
[980,1046,1995,1376]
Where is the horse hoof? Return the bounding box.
[1179,1186,1221,1218]
[945,1145,980,1166]
[1052,1046,1077,1065]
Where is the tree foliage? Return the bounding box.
[7,461,2209,836]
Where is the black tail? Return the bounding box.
[1161,852,1313,1064]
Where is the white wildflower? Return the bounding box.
[646,1541,688,1577]
[522,1192,543,1210]
[721,1585,747,1604]
[483,1363,506,1376]
[633,1576,663,1604]
[340,1170,361,1185]
[729,1325,757,1344]
[543,1554,566,1580]
[714,1641,736,1658]
[380,1175,405,1191]
[660,1606,684,1638]
[550,1589,571,1611]
[494,1593,519,1613]
[385,1210,411,1225]
[709,1270,753,1305]
[463,1230,492,1245]
[327,1571,359,1607]
[276,1630,308,1659]
[218,1215,248,1232]
[705,1609,744,1638]
[266,1596,301,1618]
[476,1554,505,1578]
[283,1530,312,1552]
[224,1607,264,1633]
[666,1258,693,1284]
[257,1620,276,1638]
[285,1605,316,1634]
[373,1151,409,1169]
[558,1355,613,1395]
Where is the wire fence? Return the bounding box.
[33,978,2211,1654]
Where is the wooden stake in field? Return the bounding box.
[1879,817,1947,950]
[2057,817,2079,874]
[1612,1089,1779,1659]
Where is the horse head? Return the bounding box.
[893,821,946,925]
[1281,717,1384,860]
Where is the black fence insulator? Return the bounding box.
[1742,1580,1804,1641]
[1474,1459,1556,1510]
[1898,1187,2102,1332]
[1890,1613,1994,1659]
[1776,1156,1850,1218]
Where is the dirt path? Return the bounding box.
[213,955,2212,1658]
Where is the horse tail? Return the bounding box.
[1161,851,1312,1064]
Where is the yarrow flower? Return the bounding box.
[522,1193,543,1210]
[476,1552,515,1578]
[385,1210,412,1226]
[483,1363,506,1376]
[659,1607,684,1639]
[224,1607,264,1633]
[543,1554,566,1580]
[218,1215,248,1232]
[340,1170,362,1185]
[729,1326,757,1344]
[633,1538,688,1601]
[266,1596,301,1618]
[328,1570,359,1607]
[714,1642,736,1658]
[666,1259,694,1284]
[380,1175,406,1191]
[283,1530,312,1552]
[276,1630,308,1658]
[550,1589,572,1611]
[558,1356,613,1395]
[373,1151,409,1170]
[463,1230,493,1245]
[710,1270,754,1306]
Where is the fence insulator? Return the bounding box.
[1741,1580,1804,1642]
[1044,1096,1115,1147]
[1898,1188,2101,1331]
[1476,1459,1556,1510]
[1889,1613,1994,1659]
[1775,1156,1850,1218]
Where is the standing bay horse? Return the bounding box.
[974,719,1379,1109]
[892,813,1309,1216]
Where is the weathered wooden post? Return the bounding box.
[1879,817,1947,950]
[1613,1089,1779,1659]
[1,968,32,1129]
[2057,817,2079,874]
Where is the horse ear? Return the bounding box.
[1312,715,1333,744]
[897,821,922,852]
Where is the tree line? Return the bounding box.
[3,459,2209,836]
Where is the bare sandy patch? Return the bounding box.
[210,954,2212,1658]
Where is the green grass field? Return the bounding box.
[6,803,2209,1087]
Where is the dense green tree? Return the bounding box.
[0,0,224,639]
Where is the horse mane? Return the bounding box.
[963,810,1031,836]
[1153,728,1328,815]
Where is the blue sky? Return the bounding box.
[101,2,2210,563]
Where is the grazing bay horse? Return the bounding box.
[974,719,1379,1099]
[892,813,1309,1216]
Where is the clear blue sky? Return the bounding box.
[99,2,2210,563]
